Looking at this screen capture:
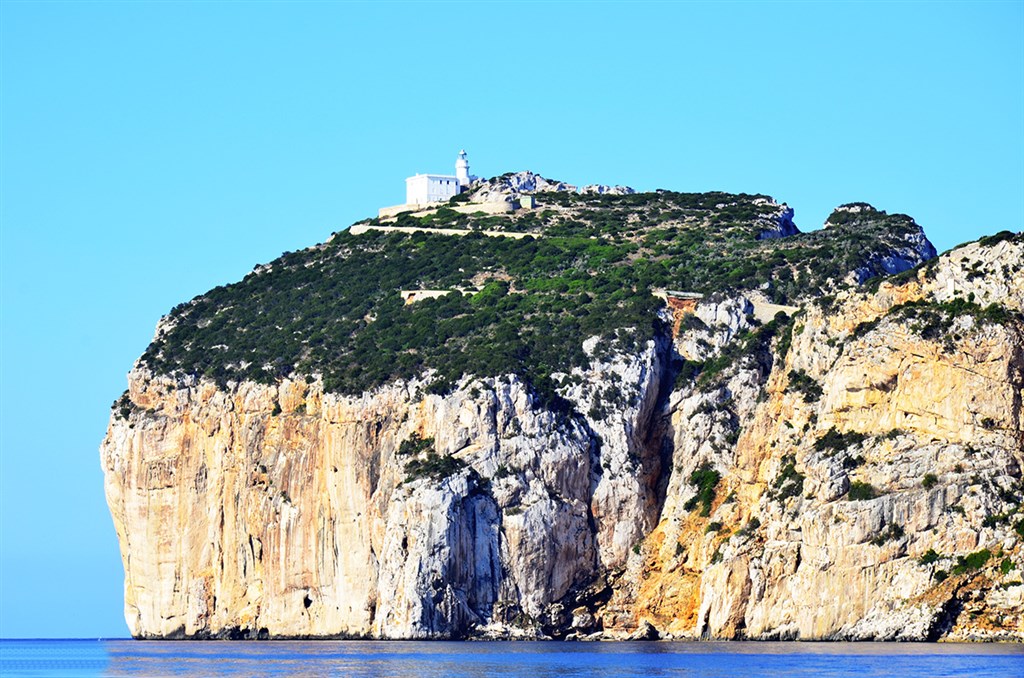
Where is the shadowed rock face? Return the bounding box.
[102,235,1024,641]
[754,202,799,241]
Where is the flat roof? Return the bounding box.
[406,173,459,182]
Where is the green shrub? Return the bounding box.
[919,549,941,566]
[738,517,761,537]
[673,359,704,389]
[933,569,948,583]
[404,450,465,483]
[787,369,823,402]
[1000,558,1016,576]
[705,521,724,534]
[982,512,1009,528]
[685,463,721,517]
[398,433,434,457]
[871,298,1021,349]
[696,317,792,391]
[978,230,1019,247]
[870,524,904,546]
[848,481,877,500]
[775,319,795,360]
[951,549,991,575]
[842,454,865,470]
[922,473,938,489]
[112,391,134,420]
[850,317,882,340]
[814,427,867,454]
[771,455,805,501]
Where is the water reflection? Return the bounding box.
[2,639,1022,678]
[102,640,1024,678]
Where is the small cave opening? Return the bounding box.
[303,594,313,609]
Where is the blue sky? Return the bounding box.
[1,1,1021,638]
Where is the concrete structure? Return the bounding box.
[652,289,799,333]
[400,290,458,305]
[749,299,800,323]
[653,291,705,337]
[350,224,533,240]
[405,150,475,205]
[652,290,705,302]
[406,174,461,206]
[378,200,514,220]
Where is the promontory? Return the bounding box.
[102,171,1024,641]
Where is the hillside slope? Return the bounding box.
[101,180,1023,640]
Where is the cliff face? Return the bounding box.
[630,235,1024,641]
[102,339,665,639]
[102,229,1023,641]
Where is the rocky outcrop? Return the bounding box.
[102,235,1024,640]
[579,184,636,196]
[754,199,799,240]
[925,234,1024,312]
[626,235,1024,641]
[468,172,577,204]
[466,171,635,204]
[825,203,939,282]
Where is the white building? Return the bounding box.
[405,174,461,205]
[455,149,470,187]
[405,150,474,205]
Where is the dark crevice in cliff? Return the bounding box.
[926,587,965,641]
[545,574,614,639]
[640,331,679,528]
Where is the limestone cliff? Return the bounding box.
[628,234,1024,641]
[103,334,672,638]
[102,207,1023,640]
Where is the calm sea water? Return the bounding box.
[1,639,1021,677]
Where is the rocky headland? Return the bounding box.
[102,178,1023,640]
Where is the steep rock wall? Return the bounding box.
[102,238,1024,640]
[629,238,1024,641]
[102,338,667,639]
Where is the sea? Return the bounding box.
[2,639,1023,677]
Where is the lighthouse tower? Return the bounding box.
[455,149,471,187]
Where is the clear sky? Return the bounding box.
[1,1,1021,638]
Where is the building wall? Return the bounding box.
[406,174,461,205]
[349,224,533,240]
[399,290,455,305]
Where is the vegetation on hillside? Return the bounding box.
[138,189,934,396]
[851,297,1022,352]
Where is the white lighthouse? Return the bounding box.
[379,151,514,218]
[456,149,471,187]
[405,150,474,205]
